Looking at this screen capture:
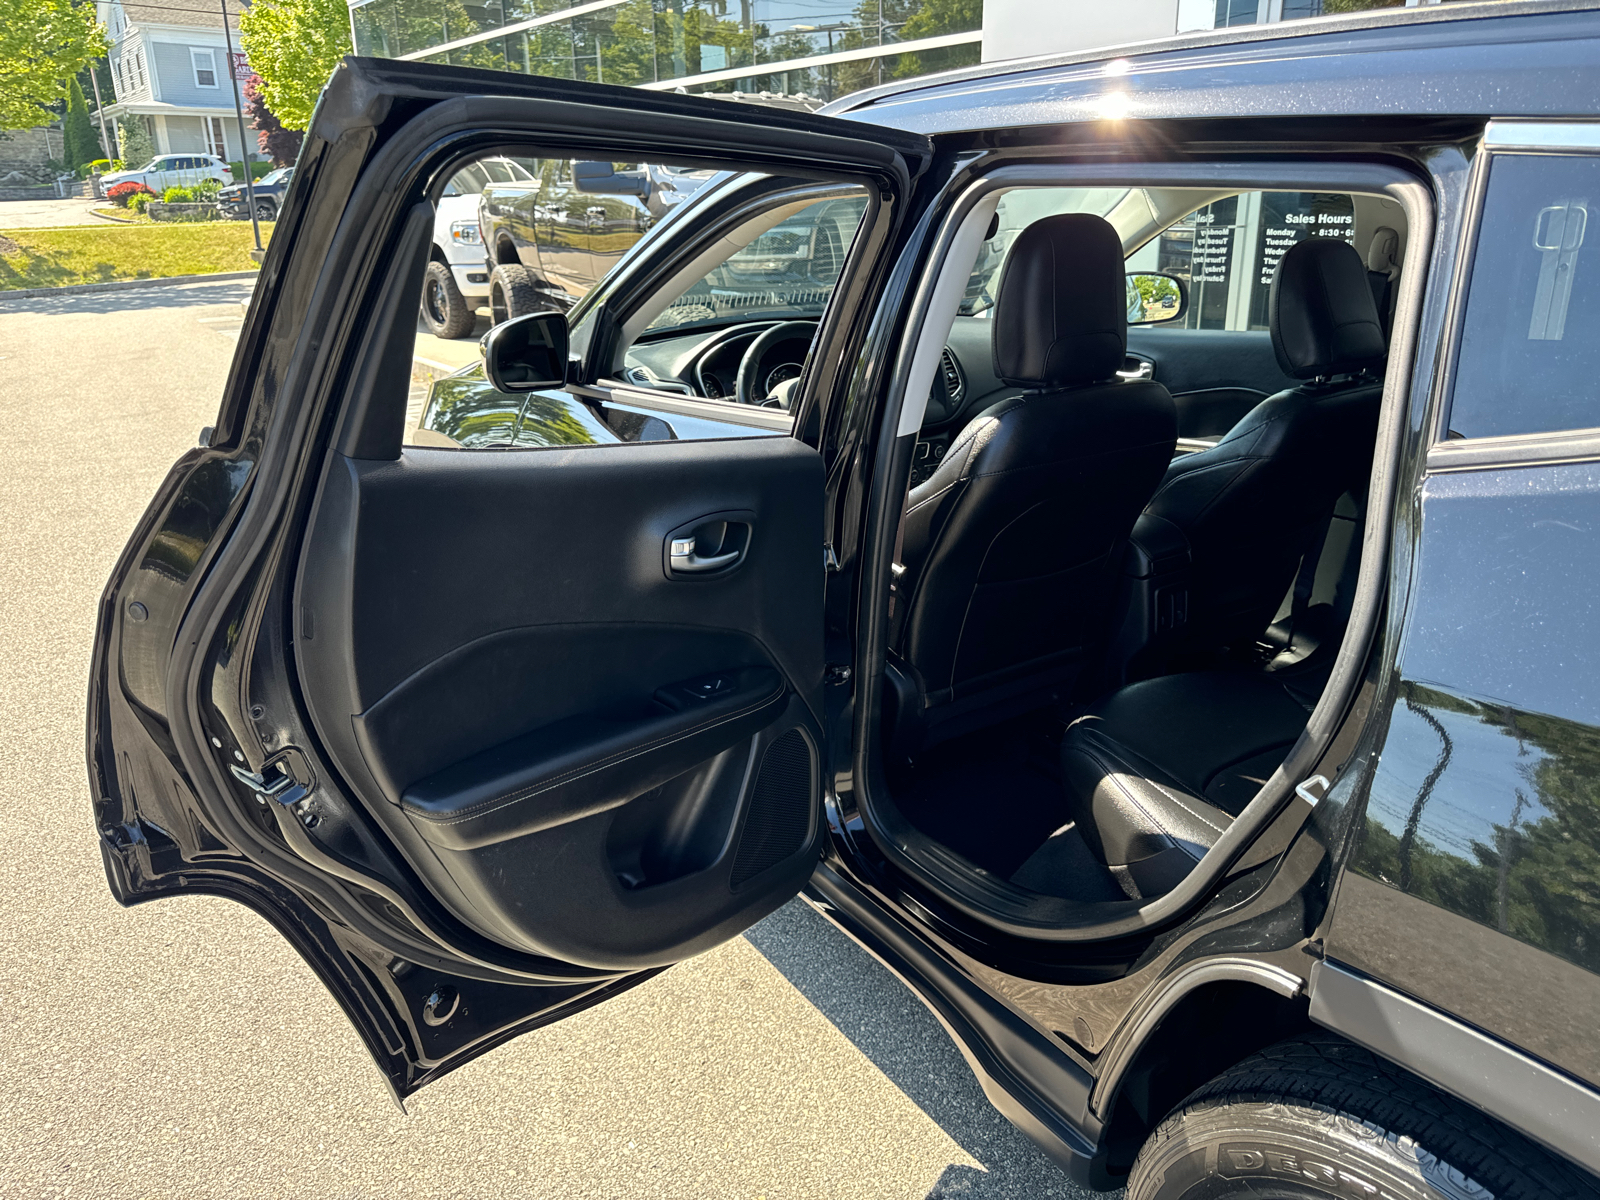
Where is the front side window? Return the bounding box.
[642,193,869,338]
[1447,153,1600,440]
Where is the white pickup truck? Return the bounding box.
[421,156,538,339]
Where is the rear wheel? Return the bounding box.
[489,262,543,325]
[1129,1034,1594,1200]
[421,260,476,339]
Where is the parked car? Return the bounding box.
[101,153,232,194]
[217,166,293,221]
[89,8,1600,1200]
[479,159,714,320]
[418,156,537,339]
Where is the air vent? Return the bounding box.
[939,348,964,406]
[730,730,813,889]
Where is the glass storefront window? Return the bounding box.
[352,0,982,102]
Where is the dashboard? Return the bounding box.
[621,316,1022,484]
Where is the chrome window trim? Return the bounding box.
[1484,119,1600,153]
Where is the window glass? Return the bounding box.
[642,193,869,337]
[1447,153,1600,440]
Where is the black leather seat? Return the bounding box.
[1058,660,1328,898]
[889,213,1178,748]
[1144,236,1385,657]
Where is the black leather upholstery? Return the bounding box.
[994,213,1128,386]
[1270,235,1387,379]
[1059,663,1325,898]
[1143,237,1384,653]
[892,214,1177,744]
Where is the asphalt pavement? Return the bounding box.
[0,279,1095,1199]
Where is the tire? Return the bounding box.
[489,261,543,325]
[253,199,276,222]
[421,260,477,339]
[1128,1034,1597,1200]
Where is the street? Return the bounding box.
[0,280,1092,1200]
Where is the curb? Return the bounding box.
[0,270,259,302]
[89,207,134,223]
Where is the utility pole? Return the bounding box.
[220,0,262,255]
[87,62,117,161]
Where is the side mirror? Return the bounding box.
[481,311,569,393]
[573,160,649,197]
[1126,272,1187,325]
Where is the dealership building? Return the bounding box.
[347,0,1442,105]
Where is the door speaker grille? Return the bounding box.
[730,730,812,889]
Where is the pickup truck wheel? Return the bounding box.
[422,260,476,339]
[1128,1034,1593,1200]
[489,262,542,325]
[254,199,277,222]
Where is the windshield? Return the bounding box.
[644,193,869,336]
[960,187,1131,316]
[444,157,534,196]
[260,168,289,185]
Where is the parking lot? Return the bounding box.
[0,279,1093,1200]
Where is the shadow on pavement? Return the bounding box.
[0,279,255,315]
[745,898,1115,1200]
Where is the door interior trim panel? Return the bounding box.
[294,436,827,968]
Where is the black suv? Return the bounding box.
[87,5,1600,1197]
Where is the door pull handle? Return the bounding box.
[669,538,740,573]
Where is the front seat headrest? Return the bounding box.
[993,213,1126,389]
[1270,236,1387,379]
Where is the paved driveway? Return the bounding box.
[0,279,1095,1200]
[0,196,106,228]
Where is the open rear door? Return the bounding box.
[86,58,931,1100]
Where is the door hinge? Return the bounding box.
[824,663,852,686]
[230,746,314,807]
[823,543,840,573]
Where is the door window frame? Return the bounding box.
[1427,120,1600,474]
[848,156,1436,944]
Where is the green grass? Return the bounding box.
[0,222,274,290]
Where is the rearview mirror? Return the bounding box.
[1126,272,1187,325]
[573,161,649,197]
[481,311,569,393]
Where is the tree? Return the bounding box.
[117,116,154,168]
[239,0,352,131]
[0,0,107,131]
[244,74,303,166]
[62,76,101,168]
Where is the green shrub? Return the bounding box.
[192,178,223,200]
[163,186,194,203]
[128,192,152,214]
[226,160,274,180]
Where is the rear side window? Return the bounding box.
[1447,153,1600,440]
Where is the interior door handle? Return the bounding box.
[670,538,739,573]
[664,511,754,579]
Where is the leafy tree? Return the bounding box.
[239,0,352,131]
[0,0,107,131]
[62,76,101,168]
[244,73,303,166]
[117,116,154,168]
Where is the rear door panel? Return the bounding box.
[87,58,930,1096]
[1125,326,1295,437]
[297,436,826,969]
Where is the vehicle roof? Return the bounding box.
[829,0,1600,136]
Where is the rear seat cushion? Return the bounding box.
[1058,669,1318,897]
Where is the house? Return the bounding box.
[97,0,256,164]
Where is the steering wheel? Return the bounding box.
[736,320,818,408]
